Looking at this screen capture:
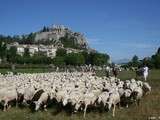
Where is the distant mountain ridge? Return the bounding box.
[114,58,130,64]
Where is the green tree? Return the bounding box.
[56,48,67,57]
[131,55,139,67]
[132,55,139,62]
[59,34,78,49]
[157,47,160,54]
[23,48,30,57]
[53,56,65,66]
[142,57,154,68]
[26,33,35,44]
[0,41,7,60]
[65,53,85,65]
[41,26,49,32]
[153,54,160,68]
[7,46,17,63]
[81,51,90,64]
[92,53,109,66]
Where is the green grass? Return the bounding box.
[0,69,159,120]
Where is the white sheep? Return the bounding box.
[0,71,152,117]
[0,88,18,111]
[34,92,49,111]
[131,87,143,106]
[107,91,120,117]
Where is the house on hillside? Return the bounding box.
[7,41,84,58]
[66,48,83,54]
[28,45,39,56]
[17,45,25,56]
[38,45,57,58]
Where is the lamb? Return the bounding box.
[0,88,18,111]
[107,90,120,117]
[55,90,68,103]
[130,87,143,106]
[142,82,151,95]
[23,86,37,105]
[34,92,50,111]
[121,89,132,108]
[82,90,100,118]
[97,91,110,108]
[63,91,84,113]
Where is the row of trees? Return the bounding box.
[0,33,35,44]
[48,48,110,66]
[45,48,109,65]
[124,47,160,69]
[0,41,110,66]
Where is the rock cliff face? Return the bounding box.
[35,25,89,49]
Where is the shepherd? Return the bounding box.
[136,65,149,81]
[143,65,149,81]
[105,66,111,77]
[112,66,119,78]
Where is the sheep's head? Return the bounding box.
[62,98,68,106]
[131,79,136,83]
[97,96,102,104]
[137,81,143,87]
[124,89,132,98]
[130,91,138,102]
[106,102,112,110]
[75,103,81,111]
[22,99,27,104]
[34,101,41,111]
[142,82,151,95]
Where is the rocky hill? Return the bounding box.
[35,25,89,49]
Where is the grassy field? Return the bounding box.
[0,69,159,120]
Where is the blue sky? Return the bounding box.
[0,0,160,61]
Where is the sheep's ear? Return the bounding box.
[34,86,37,90]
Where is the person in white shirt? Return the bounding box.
[105,66,111,77]
[143,65,149,81]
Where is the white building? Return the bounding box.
[46,48,57,58]
[28,45,39,56]
[17,45,25,56]
[7,42,82,59]
[66,48,82,54]
[38,45,57,58]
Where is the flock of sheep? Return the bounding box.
[0,71,151,118]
